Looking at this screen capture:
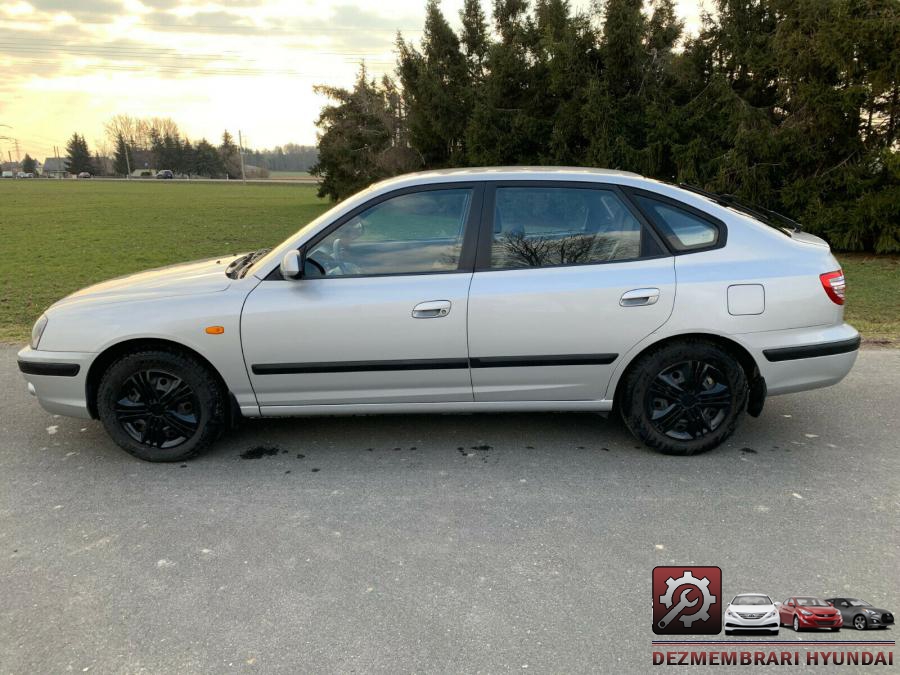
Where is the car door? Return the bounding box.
[466,182,675,402]
[241,184,482,410]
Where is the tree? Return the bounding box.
[397,0,471,166]
[194,139,224,178]
[22,154,36,174]
[311,64,418,200]
[219,130,241,179]
[64,133,93,174]
[113,134,132,176]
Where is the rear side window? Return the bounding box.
[632,194,720,251]
[489,187,643,269]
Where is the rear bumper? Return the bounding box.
[16,346,95,419]
[738,323,860,396]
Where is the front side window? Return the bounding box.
[308,188,472,277]
[489,187,643,270]
[632,194,720,251]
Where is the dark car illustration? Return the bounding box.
[825,598,895,631]
[776,597,843,632]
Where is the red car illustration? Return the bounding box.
[777,597,843,631]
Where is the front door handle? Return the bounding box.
[620,288,660,307]
[412,300,451,318]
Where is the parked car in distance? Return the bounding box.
[724,594,780,635]
[1,170,12,178]
[826,598,895,631]
[17,167,861,462]
[77,172,91,179]
[156,169,174,179]
[777,597,843,632]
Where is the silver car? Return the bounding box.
[17,168,859,461]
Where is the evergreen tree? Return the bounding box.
[219,131,241,178]
[22,154,36,174]
[113,133,132,176]
[64,133,93,174]
[194,139,224,178]
[398,0,471,166]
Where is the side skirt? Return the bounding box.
[248,399,615,418]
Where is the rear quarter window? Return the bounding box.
[632,194,721,252]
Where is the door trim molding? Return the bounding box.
[251,353,619,375]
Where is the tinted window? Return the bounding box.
[489,187,642,269]
[633,194,719,251]
[309,189,471,276]
[733,595,772,606]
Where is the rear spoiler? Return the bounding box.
[677,183,803,234]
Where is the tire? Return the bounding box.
[793,615,801,632]
[831,627,841,632]
[97,349,225,462]
[724,629,733,635]
[770,629,779,636]
[620,339,748,455]
[853,615,868,631]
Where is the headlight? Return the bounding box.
[764,609,777,619]
[800,610,813,616]
[864,609,878,615]
[725,610,736,618]
[31,314,48,349]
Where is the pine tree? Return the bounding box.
[64,133,93,174]
[22,154,36,174]
[219,131,241,179]
[194,139,224,178]
[113,133,132,176]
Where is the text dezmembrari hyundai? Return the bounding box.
[17,168,860,461]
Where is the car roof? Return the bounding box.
[367,166,654,190]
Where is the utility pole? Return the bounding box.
[238,130,246,184]
[54,145,61,179]
[124,137,132,179]
[14,139,20,163]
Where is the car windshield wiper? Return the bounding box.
[225,248,271,279]
[678,184,802,234]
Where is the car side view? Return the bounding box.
[826,598,895,631]
[777,597,843,632]
[17,167,860,461]
[724,594,780,635]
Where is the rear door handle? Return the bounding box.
[412,300,451,318]
[620,288,660,307]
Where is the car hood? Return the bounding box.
[50,255,241,310]
[731,605,776,613]
[801,607,839,615]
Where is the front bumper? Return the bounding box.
[17,346,95,419]
[739,323,860,396]
[725,612,780,631]
[796,613,843,629]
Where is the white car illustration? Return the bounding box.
[725,594,780,635]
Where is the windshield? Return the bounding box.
[677,184,801,236]
[848,599,872,607]
[796,598,830,607]
[733,595,772,606]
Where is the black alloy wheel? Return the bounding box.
[97,349,225,461]
[646,360,732,441]
[114,370,200,448]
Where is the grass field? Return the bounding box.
[0,180,897,345]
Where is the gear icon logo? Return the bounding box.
[652,566,722,635]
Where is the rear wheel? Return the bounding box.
[97,349,225,462]
[620,339,748,455]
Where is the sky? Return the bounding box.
[0,0,707,163]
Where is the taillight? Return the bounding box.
[820,270,845,305]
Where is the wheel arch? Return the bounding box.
[611,332,761,414]
[85,337,236,421]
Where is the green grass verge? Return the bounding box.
[0,180,328,343]
[1,181,897,346]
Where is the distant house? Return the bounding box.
[42,157,68,178]
[129,150,156,176]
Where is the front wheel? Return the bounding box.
[853,615,868,631]
[97,349,225,462]
[620,339,748,455]
[793,616,801,632]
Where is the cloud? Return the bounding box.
[27,0,124,18]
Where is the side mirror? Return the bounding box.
[280,250,302,280]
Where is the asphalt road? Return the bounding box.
[1,347,897,673]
